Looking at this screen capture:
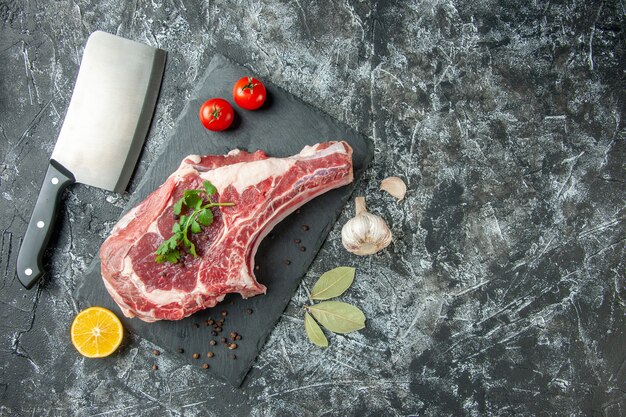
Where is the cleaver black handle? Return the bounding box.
[17,161,75,289]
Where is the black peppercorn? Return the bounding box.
[211,331,217,336]
[299,246,306,252]
[229,332,237,340]
[284,259,291,265]
[209,340,217,346]
[246,308,253,315]
[221,310,228,317]
[207,319,214,326]
[151,364,159,371]
[177,348,184,354]
[301,224,310,231]
[202,363,209,369]
[207,351,214,358]
[294,238,301,244]
[236,334,242,341]
[220,337,227,343]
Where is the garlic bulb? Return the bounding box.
[380,176,407,201]
[341,196,392,256]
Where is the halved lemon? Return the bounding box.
[70,306,124,358]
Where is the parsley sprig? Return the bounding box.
[155,181,234,264]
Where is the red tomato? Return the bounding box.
[199,98,234,131]
[232,77,267,110]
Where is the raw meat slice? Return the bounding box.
[99,141,354,322]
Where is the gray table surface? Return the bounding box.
[1,1,624,416]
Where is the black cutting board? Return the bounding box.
[76,54,372,387]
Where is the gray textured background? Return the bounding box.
[1,0,624,416]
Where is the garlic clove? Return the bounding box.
[380,176,407,201]
[341,196,392,256]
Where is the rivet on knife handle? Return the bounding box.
[17,161,75,289]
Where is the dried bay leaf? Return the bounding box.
[310,266,356,300]
[308,301,365,334]
[304,312,328,347]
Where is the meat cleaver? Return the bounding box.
[16,31,166,289]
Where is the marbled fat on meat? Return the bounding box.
[99,142,354,322]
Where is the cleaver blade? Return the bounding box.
[17,31,166,289]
